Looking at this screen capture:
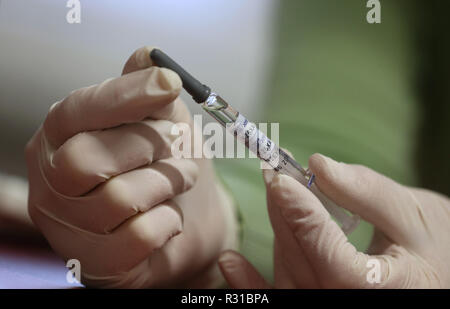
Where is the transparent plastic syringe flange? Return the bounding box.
[203,93,360,235]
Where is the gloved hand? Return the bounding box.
[218,153,450,288]
[26,46,238,288]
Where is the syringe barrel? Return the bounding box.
[204,93,360,234]
[149,49,360,234]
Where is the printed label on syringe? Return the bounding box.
[227,113,280,167]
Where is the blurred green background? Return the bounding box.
[215,0,450,282]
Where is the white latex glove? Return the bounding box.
[218,153,450,288]
[26,46,238,288]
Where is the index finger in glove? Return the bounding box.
[43,66,181,149]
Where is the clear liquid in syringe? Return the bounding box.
[202,93,310,183]
[202,93,360,234]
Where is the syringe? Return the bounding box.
[150,49,360,234]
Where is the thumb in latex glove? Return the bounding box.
[219,153,450,288]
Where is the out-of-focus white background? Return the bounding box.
[0,0,277,176]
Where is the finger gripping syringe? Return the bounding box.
[150,49,359,234]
